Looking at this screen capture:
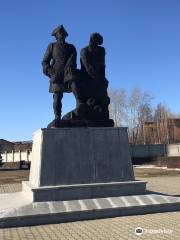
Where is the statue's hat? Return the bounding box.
[51,25,68,37]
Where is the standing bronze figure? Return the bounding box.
[42,25,77,121]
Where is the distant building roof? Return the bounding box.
[0,139,32,152]
[0,139,14,145]
[13,141,32,144]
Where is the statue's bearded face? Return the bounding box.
[55,32,67,42]
[90,33,103,46]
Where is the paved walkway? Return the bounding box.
[0,176,180,239]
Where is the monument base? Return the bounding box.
[23,180,146,202]
[29,127,136,187]
[1,127,180,228]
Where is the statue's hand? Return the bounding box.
[65,66,72,76]
[88,66,96,78]
[47,68,55,77]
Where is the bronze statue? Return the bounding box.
[42,26,114,127]
[80,33,106,81]
[79,33,110,120]
[42,25,77,120]
[66,33,110,122]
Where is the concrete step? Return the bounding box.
[0,192,180,228]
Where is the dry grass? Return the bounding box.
[0,170,29,184]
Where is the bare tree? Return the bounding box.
[109,87,180,144]
[138,102,153,144]
[127,88,153,144]
[154,103,171,144]
[109,88,127,127]
[109,87,154,144]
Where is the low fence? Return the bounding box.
[1,150,32,163]
[166,144,180,156]
[130,144,166,158]
[130,144,180,167]
[130,144,180,158]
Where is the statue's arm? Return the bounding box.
[100,46,106,78]
[65,45,77,71]
[80,48,95,78]
[42,43,53,77]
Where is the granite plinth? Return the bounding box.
[29,127,135,187]
[25,127,144,202]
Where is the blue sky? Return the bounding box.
[0,0,180,141]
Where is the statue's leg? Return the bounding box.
[53,91,63,119]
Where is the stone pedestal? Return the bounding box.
[23,127,146,201]
[2,127,180,228]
